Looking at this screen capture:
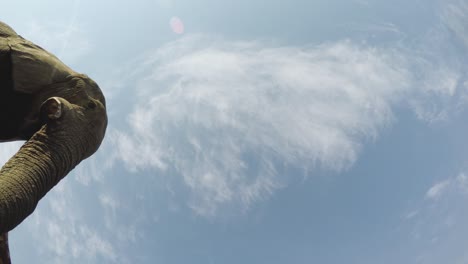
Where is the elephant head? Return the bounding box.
[0,21,108,233]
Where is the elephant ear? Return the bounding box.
[8,36,76,94]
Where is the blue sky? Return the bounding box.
[2,0,468,263]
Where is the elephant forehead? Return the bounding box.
[63,75,106,109]
[8,37,76,95]
[79,74,106,107]
[89,85,106,108]
[0,21,17,37]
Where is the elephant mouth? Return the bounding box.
[0,51,36,141]
[0,91,35,141]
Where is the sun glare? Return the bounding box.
[170,16,184,34]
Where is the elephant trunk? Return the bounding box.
[0,97,107,233]
[0,126,81,233]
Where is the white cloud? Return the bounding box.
[404,210,420,220]
[17,180,121,264]
[99,193,120,214]
[22,20,92,65]
[402,172,468,263]
[108,29,468,217]
[440,0,468,49]
[78,227,118,262]
[409,67,462,122]
[397,0,468,123]
[73,155,109,185]
[426,180,452,200]
[110,36,413,217]
[425,173,468,201]
[456,173,468,192]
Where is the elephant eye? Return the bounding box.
[87,101,97,109]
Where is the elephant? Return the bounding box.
[0,21,108,262]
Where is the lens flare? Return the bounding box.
[170,17,184,34]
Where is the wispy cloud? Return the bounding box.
[22,20,91,65]
[426,180,452,200]
[440,0,468,49]
[108,13,468,216]
[109,37,414,217]
[19,181,122,264]
[426,173,468,201]
[409,66,464,122]
[402,172,468,263]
